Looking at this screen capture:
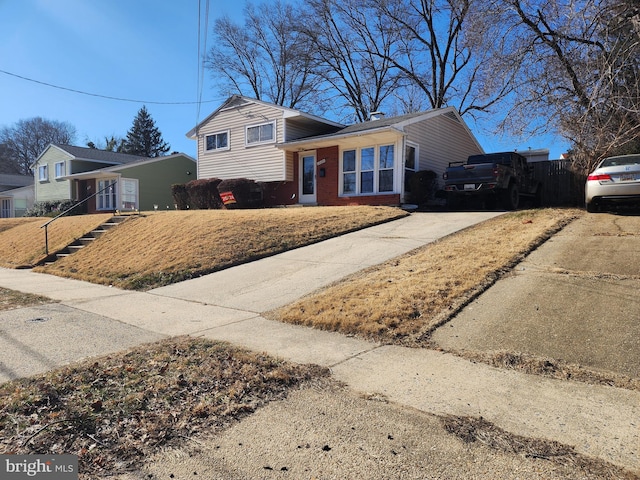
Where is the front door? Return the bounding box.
[299,152,317,204]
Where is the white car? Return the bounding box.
[585,154,640,212]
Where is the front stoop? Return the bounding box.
[39,215,130,266]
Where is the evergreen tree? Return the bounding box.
[123,106,170,157]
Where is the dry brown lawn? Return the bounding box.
[0,336,326,477]
[0,214,112,267]
[0,217,41,234]
[271,208,581,346]
[34,207,406,290]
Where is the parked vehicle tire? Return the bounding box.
[585,201,599,213]
[502,182,519,210]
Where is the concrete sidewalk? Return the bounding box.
[0,212,501,378]
[0,211,638,474]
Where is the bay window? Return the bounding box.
[341,144,396,195]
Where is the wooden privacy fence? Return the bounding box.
[531,160,586,207]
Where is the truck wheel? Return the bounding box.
[502,183,519,210]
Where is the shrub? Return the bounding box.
[217,178,264,209]
[171,183,191,210]
[185,178,223,209]
[24,200,82,217]
[408,170,439,205]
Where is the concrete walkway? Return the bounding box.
[0,211,638,474]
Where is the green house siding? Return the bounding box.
[113,155,195,211]
[34,149,73,203]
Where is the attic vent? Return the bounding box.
[443,111,460,123]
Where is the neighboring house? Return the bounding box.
[0,174,34,217]
[188,95,484,206]
[33,144,196,213]
[520,148,550,163]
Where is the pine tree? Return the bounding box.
[123,106,170,157]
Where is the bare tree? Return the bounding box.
[207,0,325,112]
[497,0,640,172]
[366,0,515,117]
[300,0,404,122]
[0,117,76,175]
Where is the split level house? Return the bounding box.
[187,95,485,206]
[32,144,196,213]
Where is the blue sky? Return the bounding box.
[0,0,568,160]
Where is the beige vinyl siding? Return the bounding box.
[284,150,294,181]
[196,102,287,182]
[405,115,483,185]
[33,148,73,203]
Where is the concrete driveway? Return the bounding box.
[431,212,640,378]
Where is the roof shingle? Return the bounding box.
[53,144,148,164]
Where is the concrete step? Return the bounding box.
[89,229,107,238]
[75,237,96,246]
[39,214,128,267]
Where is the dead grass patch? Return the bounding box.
[456,350,640,392]
[441,415,639,479]
[0,214,112,267]
[0,287,53,311]
[0,336,327,477]
[34,207,406,290]
[271,209,580,345]
[0,217,41,234]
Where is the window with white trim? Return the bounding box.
[342,150,356,193]
[379,145,394,192]
[205,130,229,151]
[246,121,275,145]
[404,143,417,193]
[38,165,48,182]
[55,161,66,178]
[341,144,396,195]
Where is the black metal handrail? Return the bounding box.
[40,180,118,256]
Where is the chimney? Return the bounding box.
[369,111,385,121]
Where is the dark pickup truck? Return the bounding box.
[443,152,542,210]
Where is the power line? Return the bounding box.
[0,68,217,105]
